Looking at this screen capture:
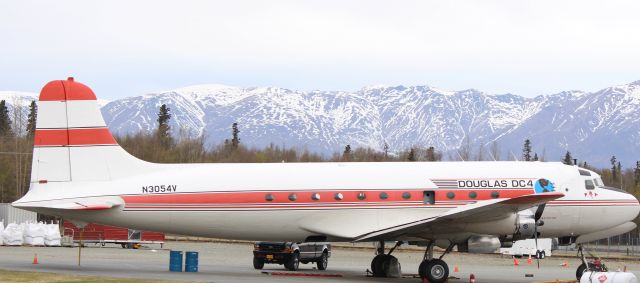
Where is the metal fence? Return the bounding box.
[556,231,640,257]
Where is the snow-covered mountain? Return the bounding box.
[2,81,639,167]
[99,81,640,167]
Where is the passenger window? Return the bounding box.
[288,193,297,201]
[402,192,411,199]
[265,194,274,201]
[446,192,455,199]
[379,192,388,200]
[585,180,595,190]
[334,193,343,200]
[357,192,366,200]
[311,193,321,201]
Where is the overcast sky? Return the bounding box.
[1,0,639,100]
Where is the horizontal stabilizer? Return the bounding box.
[12,196,123,211]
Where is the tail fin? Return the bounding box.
[32,77,149,183]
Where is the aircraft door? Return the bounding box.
[423,191,435,204]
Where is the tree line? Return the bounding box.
[1,102,639,203]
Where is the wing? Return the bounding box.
[355,192,564,242]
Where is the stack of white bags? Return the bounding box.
[0,222,61,246]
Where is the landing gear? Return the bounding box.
[575,244,607,280]
[369,241,402,277]
[418,241,454,283]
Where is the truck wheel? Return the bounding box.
[253,256,264,269]
[317,251,328,270]
[285,252,300,271]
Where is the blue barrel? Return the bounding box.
[185,251,199,272]
[169,250,183,272]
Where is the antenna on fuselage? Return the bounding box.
[455,150,465,162]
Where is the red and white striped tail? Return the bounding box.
[32,78,149,183]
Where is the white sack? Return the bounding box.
[45,223,62,246]
[24,222,46,246]
[3,223,24,245]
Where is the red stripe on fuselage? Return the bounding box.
[121,189,535,207]
[34,128,117,146]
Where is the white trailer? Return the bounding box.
[509,238,553,258]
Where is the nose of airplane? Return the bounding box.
[617,189,640,222]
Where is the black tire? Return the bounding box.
[285,252,300,271]
[576,263,595,280]
[253,256,264,270]
[424,259,449,283]
[418,260,431,279]
[537,250,545,259]
[317,252,328,270]
[371,254,388,277]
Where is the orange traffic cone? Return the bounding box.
[513,257,519,266]
[454,265,459,272]
[470,273,476,283]
[527,255,532,265]
[32,253,38,264]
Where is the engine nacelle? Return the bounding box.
[501,209,536,243]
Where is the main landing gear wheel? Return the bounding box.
[371,254,390,277]
[419,259,449,283]
[536,250,546,259]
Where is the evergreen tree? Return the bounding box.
[383,142,389,160]
[156,104,172,147]
[0,100,13,137]
[26,100,37,138]
[231,123,240,149]
[611,156,618,182]
[562,151,573,165]
[533,153,539,161]
[522,139,532,161]
[634,161,640,188]
[342,144,352,161]
[426,146,438,161]
[408,147,416,161]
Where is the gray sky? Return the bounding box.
[1,0,639,100]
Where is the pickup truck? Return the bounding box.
[253,242,331,271]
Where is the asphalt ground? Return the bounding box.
[0,242,639,283]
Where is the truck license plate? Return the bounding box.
[266,254,273,260]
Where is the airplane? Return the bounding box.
[13,78,640,283]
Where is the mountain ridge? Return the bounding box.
[1,81,639,167]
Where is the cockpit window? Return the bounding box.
[594,178,604,187]
[579,169,591,176]
[585,180,595,190]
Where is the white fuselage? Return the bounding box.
[16,160,640,243]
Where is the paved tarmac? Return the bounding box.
[1,241,639,283]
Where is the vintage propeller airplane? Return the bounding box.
[13,78,640,282]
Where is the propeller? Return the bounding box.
[533,203,546,268]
